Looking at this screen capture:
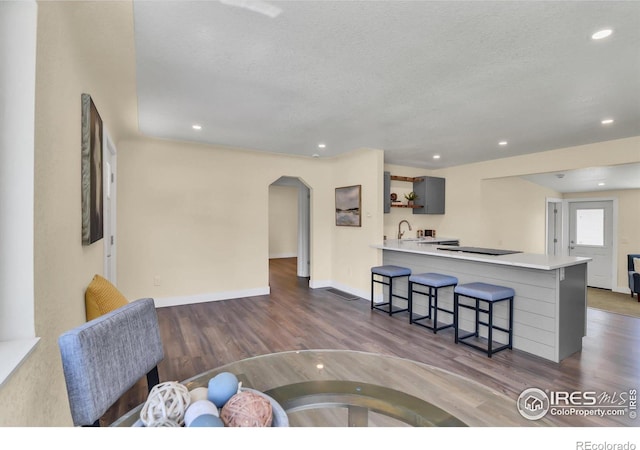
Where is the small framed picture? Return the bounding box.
[335,185,361,227]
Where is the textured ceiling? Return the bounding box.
[133,1,640,169]
[521,162,640,193]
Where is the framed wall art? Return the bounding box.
[81,93,104,245]
[335,185,361,227]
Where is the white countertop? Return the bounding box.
[389,236,459,244]
[372,239,591,270]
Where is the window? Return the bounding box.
[0,1,39,387]
[575,208,604,246]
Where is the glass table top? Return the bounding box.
[111,349,549,427]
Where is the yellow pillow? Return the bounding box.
[85,274,129,321]
[634,257,640,273]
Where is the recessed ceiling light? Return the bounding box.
[598,182,606,186]
[192,124,202,130]
[318,143,326,149]
[601,119,614,125]
[591,29,613,40]
[498,141,508,146]
[433,154,441,159]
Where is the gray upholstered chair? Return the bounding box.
[58,297,164,426]
[628,254,640,301]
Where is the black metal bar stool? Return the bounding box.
[454,282,514,357]
[370,265,411,315]
[408,273,458,333]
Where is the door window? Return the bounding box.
[575,208,604,246]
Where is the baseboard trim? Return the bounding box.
[155,279,386,308]
[613,286,630,295]
[309,279,332,289]
[154,287,271,308]
[269,253,297,259]
[330,281,370,301]
[309,280,380,302]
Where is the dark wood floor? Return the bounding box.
[104,258,640,426]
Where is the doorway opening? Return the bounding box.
[103,127,117,284]
[565,199,617,290]
[268,177,311,286]
[546,198,563,256]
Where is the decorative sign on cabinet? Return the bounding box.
[383,171,445,214]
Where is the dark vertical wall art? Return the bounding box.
[335,185,362,227]
[81,93,104,245]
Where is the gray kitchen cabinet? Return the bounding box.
[383,172,444,214]
[413,176,445,214]
[383,172,422,213]
[383,171,391,213]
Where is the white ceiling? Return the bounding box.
[133,1,640,169]
[520,162,640,193]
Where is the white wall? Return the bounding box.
[331,148,385,298]
[268,185,298,258]
[0,1,137,426]
[117,138,384,305]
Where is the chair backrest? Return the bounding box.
[628,254,640,272]
[58,297,164,426]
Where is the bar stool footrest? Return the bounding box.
[373,304,409,315]
[410,313,432,322]
[458,336,511,356]
[456,330,478,341]
[411,316,454,332]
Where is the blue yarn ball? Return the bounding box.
[207,372,239,408]
[188,414,224,427]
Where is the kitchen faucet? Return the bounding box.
[397,220,412,240]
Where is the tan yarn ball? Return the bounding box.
[220,391,273,427]
[140,381,191,427]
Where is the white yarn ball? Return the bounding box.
[140,381,191,427]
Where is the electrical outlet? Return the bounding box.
[153,275,161,286]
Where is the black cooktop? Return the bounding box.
[437,246,522,256]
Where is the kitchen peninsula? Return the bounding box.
[371,239,592,363]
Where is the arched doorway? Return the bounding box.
[269,176,311,279]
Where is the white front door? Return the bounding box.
[568,200,613,289]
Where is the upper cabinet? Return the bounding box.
[383,171,391,213]
[383,171,445,214]
[412,176,445,215]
